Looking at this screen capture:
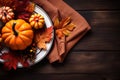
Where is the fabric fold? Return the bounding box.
[33,0,91,63]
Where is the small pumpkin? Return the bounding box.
[1,19,34,50]
[0,6,14,23]
[29,13,45,29]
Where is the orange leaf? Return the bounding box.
[59,17,71,28]
[54,17,76,38]
[35,26,53,50]
[66,23,76,31]
[25,2,35,13]
[54,17,60,29]
[56,29,64,38]
[62,29,70,36]
[37,40,46,49]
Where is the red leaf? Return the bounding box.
[19,59,29,67]
[0,52,30,70]
[0,53,18,70]
[0,0,30,10]
[35,26,53,50]
[21,61,29,67]
[17,12,31,22]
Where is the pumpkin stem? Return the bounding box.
[12,23,18,36]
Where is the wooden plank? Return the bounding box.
[0,52,120,79]
[64,0,120,10]
[105,75,120,80]
[1,52,120,74]
[3,51,118,74]
[0,73,104,80]
[1,71,120,80]
[73,11,120,50]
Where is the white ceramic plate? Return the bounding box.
[0,5,54,68]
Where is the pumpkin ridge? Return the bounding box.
[9,36,18,50]
[15,37,26,50]
[19,34,32,46]
[2,33,11,40]
[4,35,14,46]
[17,35,28,47]
[5,25,12,30]
[19,30,33,39]
[18,23,32,31]
[1,26,11,33]
[20,27,32,31]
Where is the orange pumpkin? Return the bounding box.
[29,13,45,29]
[1,19,34,50]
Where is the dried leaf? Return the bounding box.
[0,52,18,70]
[17,12,31,22]
[54,17,60,29]
[0,0,30,10]
[19,58,29,67]
[0,0,16,8]
[54,17,76,38]
[35,26,53,50]
[59,17,71,28]
[62,28,70,36]
[25,2,35,13]
[56,29,64,38]
[0,52,29,70]
[66,23,76,31]
[15,0,30,11]
[37,40,46,49]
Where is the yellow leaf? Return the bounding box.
[54,17,60,29]
[54,17,76,39]
[66,23,76,31]
[59,17,71,28]
[56,29,64,38]
[62,29,70,36]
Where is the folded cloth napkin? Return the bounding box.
[33,0,91,63]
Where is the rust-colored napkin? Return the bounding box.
[33,0,91,63]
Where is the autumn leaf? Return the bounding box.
[19,58,29,67]
[0,0,30,10]
[54,17,60,29]
[17,12,32,22]
[35,26,53,50]
[0,52,29,70]
[25,2,35,13]
[15,2,35,22]
[56,29,64,38]
[59,17,71,28]
[0,52,18,70]
[54,17,76,38]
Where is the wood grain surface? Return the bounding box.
[0,0,120,80]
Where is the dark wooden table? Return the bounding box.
[0,0,120,80]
